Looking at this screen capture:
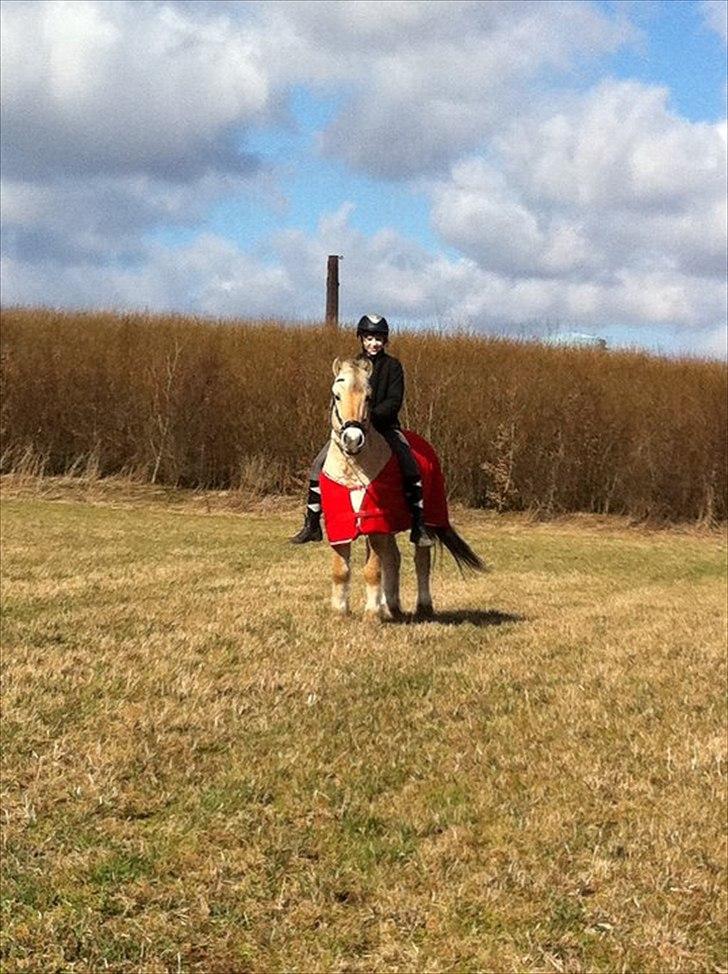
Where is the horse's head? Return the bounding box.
[330,357,373,456]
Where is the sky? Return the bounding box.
[1,0,726,357]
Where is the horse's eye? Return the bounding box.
[334,394,341,402]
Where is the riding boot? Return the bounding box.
[289,481,323,543]
[403,476,435,547]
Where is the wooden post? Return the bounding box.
[325,255,340,328]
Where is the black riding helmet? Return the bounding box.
[356,314,389,340]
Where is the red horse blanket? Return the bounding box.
[319,430,450,544]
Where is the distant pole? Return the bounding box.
[325,255,340,329]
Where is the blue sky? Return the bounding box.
[601,0,726,120]
[188,86,444,255]
[1,0,726,356]
[205,1,728,253]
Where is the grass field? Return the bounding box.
[1,479,726,973]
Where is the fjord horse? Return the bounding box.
[319,357,484,621]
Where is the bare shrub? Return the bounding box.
[1,307,725,521]
[234,453,290,501]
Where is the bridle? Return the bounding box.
[330,379,370,453]
[331,397,367,434]
[329,370,375,498]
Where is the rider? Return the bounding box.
[290,314,435,547]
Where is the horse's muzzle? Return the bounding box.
[340,423,366,455]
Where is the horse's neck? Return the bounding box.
[323,430,392,487]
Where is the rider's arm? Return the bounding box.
[371,359,404,426]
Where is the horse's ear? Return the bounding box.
[360,358,373,377]
[332,357,341,376]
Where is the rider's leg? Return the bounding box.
[381,429,435,547]
[289,443,328,543]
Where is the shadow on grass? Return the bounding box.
[392,609,524,627]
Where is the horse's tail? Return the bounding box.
[432,525,486,574]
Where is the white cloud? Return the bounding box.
[495,81,725,209]
[430,81,727,285]
[1,233,294,319]
[702,0,728,44]
[691,322,727,359]
[269,0,631,178]
[0,0,284,283]
[0,166,283,272]
[0,0,271,181]
[0,0,725,354]
[0,202,461,321]
[4,204,723,349]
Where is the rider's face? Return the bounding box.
[361,334,385,356]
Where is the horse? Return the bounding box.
[318,356,484,621]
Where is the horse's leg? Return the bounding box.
[370,534,402,621]
[363,536,384,621]
[331,542,351,616]
[382,535,402,619]
[414,545,434,619]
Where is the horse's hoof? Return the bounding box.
[364,609,382,624]
[415,604,435,621]
[382,606,404,623]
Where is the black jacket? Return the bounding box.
[356,350,404,432]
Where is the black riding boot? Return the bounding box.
[403,476,435,547]
[290,481,323,543]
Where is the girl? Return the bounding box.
[290,314,434,547]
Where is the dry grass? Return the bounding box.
[2,306,726,521]
[1,480,726,973]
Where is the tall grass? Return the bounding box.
[1,307,725,521]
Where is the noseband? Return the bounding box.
[330,395,368,447]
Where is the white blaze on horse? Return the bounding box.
[319,357,484,621]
